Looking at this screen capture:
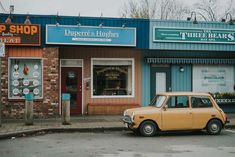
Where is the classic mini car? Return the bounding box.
[123,92,229,137]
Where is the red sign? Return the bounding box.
[0,23,41,46]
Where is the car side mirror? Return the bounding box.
[163,105,168,111]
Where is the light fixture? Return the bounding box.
[99,13,103,27]
[5,5,14,23]
[77,13,81,26]
[24,15,31,24]
[55,12,60,26]
[122,14,126,28]
[5,15,11,23]
[221,13,234,25]
[179,67,184,72]
[187,11,197,24]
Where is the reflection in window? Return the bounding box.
[93,59,133,96]
[191,96,213,108]
[166,96,189,108]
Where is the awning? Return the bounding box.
[146,58,235,64]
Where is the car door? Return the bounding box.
[191,96,217,129]
[161,95,192,131]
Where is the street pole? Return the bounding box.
[0,43,5,127]
[0,57,2,127]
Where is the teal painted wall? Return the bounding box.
[141,55,151,106]
[171,65,192,91]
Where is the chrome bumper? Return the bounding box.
[122,116,133,125]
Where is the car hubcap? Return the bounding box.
[211,123,218,132]
[144,125,153,134]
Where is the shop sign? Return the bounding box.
[0,23,41,46]
[153,27,235,44]
[46,25,136,47]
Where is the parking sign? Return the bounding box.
[0,43,5,57]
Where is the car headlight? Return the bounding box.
[123,110,128,116]
[131,112,135,122]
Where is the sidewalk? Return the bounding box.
[0,114,235,139]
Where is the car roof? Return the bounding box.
[157,92,211,96]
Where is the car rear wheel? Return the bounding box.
[139,121,157,137]
[206,119,222,135]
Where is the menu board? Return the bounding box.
[9,58,42,99]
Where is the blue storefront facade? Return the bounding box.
[142,20,235,112]
[0,14,149,117]
[1,13,235,118]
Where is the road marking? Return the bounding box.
[225,129,235,133]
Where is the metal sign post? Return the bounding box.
[0,43,5,127]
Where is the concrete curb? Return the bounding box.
[0,125,234,140]
[0,127,128,140]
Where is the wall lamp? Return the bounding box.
[187,11,197,24]
[77,13,81,26]
[99,13,103,27]
[24,15,31,24]
[5,5,14,23]
[122,14,126,28]
[221,13,234,25]
[179,66,184,72]
[55,12,60,26]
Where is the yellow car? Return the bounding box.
[123,92,229,137]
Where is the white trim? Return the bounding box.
[60,59,83,67]
[152,26,235,44]
[60,59,84,115]
[46,24,137,47]
[91,58,135,99]
[8,57,43,100]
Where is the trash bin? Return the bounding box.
[62,93,71,125]
[25,93,34,125]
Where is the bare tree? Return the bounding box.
[120,0,189,20]
[194,0,235,21]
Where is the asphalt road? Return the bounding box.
[0,129,235,157]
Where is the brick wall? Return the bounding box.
[0,47,60,119]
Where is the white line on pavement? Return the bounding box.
[225,129,235,133]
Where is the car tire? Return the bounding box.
[206,119,222,135]
[139,121,157,137]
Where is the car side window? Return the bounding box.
[191,96,213,108]
[166,96,189,108]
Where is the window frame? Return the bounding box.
[91,58,135,98]
[8,57,43,100]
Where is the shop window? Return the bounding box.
[193,65,234,93]
[92,59,134,97]
[9,58,43,99]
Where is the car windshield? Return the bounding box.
[150,95,166,107]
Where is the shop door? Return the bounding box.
[150,66,171,100]
[61,67,82,115]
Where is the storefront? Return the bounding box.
[142,20,235,112]
[46,24,144,115]
[1,14,149,117]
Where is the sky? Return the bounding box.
[0,0,199,17]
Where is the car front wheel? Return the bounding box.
[139,121,157,137]
[206,119,222,135]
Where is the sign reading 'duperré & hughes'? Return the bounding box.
[153,27,235,44]
[0,23,41,46]
[46,25,136,46]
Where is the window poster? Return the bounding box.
[9,58,42,99]
[193,65,234,93]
